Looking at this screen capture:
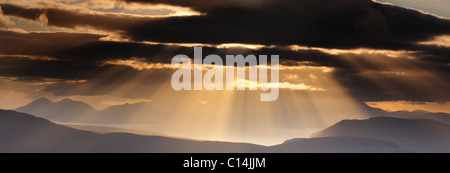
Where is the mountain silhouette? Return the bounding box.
[270,137,407,153]
[60,123,167,137]
[16,98,97,122]
[0,109,265,152]
[312,117,450,152]
[16,98,450,126]
[1,109,414,153]
[413,113,450,125]
[358,102,450,125]
[14,97,362,128]
[15,98,193,124]
[11,98,450,152]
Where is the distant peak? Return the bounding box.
[59,98,75,102]
[33,97,52,103]
[15,97,53,111]
[57,98,87,105]
[55,98,96,110]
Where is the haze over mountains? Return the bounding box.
[0,110,265,152]
[14,97,370,145]
[16,98,167,124]
[312,117,450,152]
[17,97,450,125]
[3,98,450,152]
[16,98,97,122]
[0,109,412,152]
[360,102,450,125]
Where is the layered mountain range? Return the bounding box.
[2,98,449,152]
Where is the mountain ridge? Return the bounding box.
[0,109,415,153]
[16,98,450,125]
[312,117,450,152]
[0,109,265,152]
[16,97,97,122]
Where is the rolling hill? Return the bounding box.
[0,109,414,153]
[269,136,407,153]
[0,109,264,153]
[15,98,97,122]
[312,117,450,152]
[9,99,450,153]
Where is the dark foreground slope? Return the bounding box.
[270,136,407,153]
[0,110,420,153]
[312,117,450,152]
[0,110,264,153]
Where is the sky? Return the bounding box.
[0,0,449,144]
[377,0,450,18]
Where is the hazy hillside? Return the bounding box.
[10,98,450,153]
[412,113,450,125]
[17,98,450,127]
[0,110,264,153]
[0,109,415,153]
[15,98,190,124]
[16,98,97,122]
[361,102,450,125]
[58,123,197,141]
[270,137,408,153]
[312,117,450,152]
[14,97,362,128]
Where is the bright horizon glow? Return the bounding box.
[366,101,450,114]
[0,63,369,145]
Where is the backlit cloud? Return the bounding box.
[0,0,448,103]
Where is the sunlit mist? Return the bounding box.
[12,63,369,145]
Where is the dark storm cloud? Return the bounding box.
[0,3,155,31]
[0,1,449,102]
[0,55,174,98]
[2,28,444,68]
[413,46,450,65]
[123,0,450,49]
[0,30,103,56]
[54,40,340,64]
[0,30,338,64]
[339,73,450,102]
[332,54,450,102]
[1,30,448,101]
[2,0,450,49]
[0,56,110,80]
[1,37,449,101]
